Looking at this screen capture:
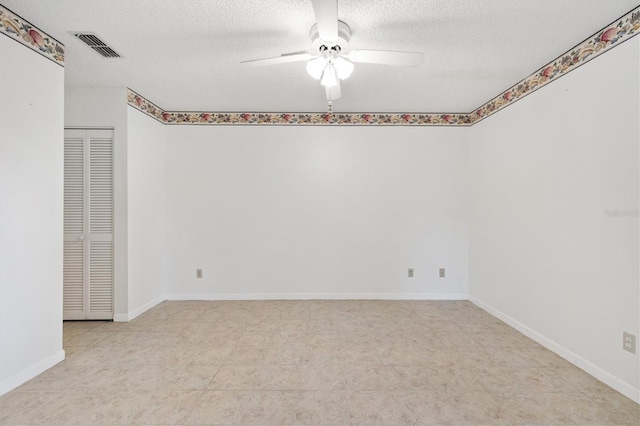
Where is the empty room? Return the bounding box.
[0,0,639,424]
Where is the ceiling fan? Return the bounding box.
[241,0,424,107]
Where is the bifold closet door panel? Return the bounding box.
[63,129,113,320]
[87,131,113,319]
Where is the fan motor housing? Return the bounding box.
[310,20,351,52]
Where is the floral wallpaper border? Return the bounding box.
[128,89,166,123]
[127,5,639,126]
[128,88,471,126]
[469,6,640,124]
[127,89,470,126]
[0,4,64,66]
[3,2,636,125]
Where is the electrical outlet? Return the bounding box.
[408,268,414,278]
[196,269,203,279]
[623,332,636,354]
[439,268,445,278]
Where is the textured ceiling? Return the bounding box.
[3,0,639,112]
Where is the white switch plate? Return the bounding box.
[196,269,203,279]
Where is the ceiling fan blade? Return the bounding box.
[241,51,314,67]
[325,80,341,101]
[348,50,424,66]
[311,0,338,41]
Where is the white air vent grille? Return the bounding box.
[73,33,121,58]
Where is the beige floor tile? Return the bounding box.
[66,344,157,366]
[224,345,272,364]
[1,300,636,425]
[378,343,433,365]
[494,366,581,394]
[0,391,56,424]
[130,389,204,425]
[338,330,378,346]
[264,344,314,365]
[149,344,197,365]
[74,391,154,424]
[126,318,194,333]
[472,346,545,368]
[246,318,281,332]
[521,345,575,368]
[63,330,116,347]
[186,390,246,425]
[188,343,235,364]
[295,390,349,424]
[278,319,310,332]
[434,331,479,348]
[21,391,152,425]
[163,363,221,390]
[237,330,275,346]
[61,344,91,360]
[209,365,301,390]
[467,331,529,348]
[393,365,443,390]
[305,345,344,365]
[235,391,300,425]
[302,330,342,347]
[428,365,489,393]
[272,329,309,345]
[347,390,405,426]
[183,329,243,346]
[62,320,104,333]
[300,365,346,390]
[238,390,298,425]
[549,366,617,394]
[500,392,613,424]
[444,391,514,425]
[18,363,125,392]
[20,392,104,424]
[585,392,640,425]
[96,330,184,347]
[345,365,409,391]
[335,343,383,365]
[453,319,511,333]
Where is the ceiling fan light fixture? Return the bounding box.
[306,56,327,80]
[333,56,354,79]
[320,63,338,88]
[240,2,424,104]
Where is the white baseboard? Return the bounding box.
[469,296,640,404]
[0,349,65,396]
[113,295,165,322]
[112,313,129,322]
[164,292,468,301]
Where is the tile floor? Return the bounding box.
[1,300,638,425]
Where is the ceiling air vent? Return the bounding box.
[73,33,121,58]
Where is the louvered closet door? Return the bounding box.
[63,130,85,319]
[63,129,114,320]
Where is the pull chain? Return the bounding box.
[327,101,333,114]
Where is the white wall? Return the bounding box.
[126,108,167,315]
[64,88,129,317]
[0,35,65,394]
[469,37,640,401]
[165,125,470,299]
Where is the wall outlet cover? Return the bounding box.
[623,332,636,354]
